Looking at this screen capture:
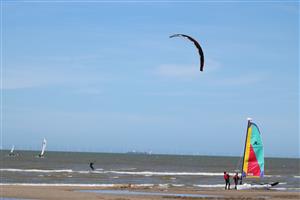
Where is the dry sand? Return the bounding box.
[1,184,299,200]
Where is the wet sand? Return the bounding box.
[1,184,300,200]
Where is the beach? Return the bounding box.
[1,184,300,200]
[3,1,299,199]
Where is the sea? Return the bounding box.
[0,150,299,191]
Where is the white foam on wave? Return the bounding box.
[113,168,137,171]
[134,184,154,187]
[77,170,90,174]
[271,188,300,191]
[265,175,281,178]
[270,187,287,191]
[77,170,104,174]
[106,171,225,176]
[64,170,104,174]
[294,175,300,178]
[279,182,287,185]
[0,183,159,188]
[107,171,278,177]
[194,184,224,188]
[0,183,117,187]
[0,168,278,178]
[158,184,169,188]
[0,168,73,173]
[0,168,105,174]
[172,184,185,187]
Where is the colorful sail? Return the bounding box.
[242,120,264,178]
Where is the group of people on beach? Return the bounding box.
[224,171,240,190]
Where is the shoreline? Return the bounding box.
[1,184,299,200]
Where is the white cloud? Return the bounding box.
[204,58,222,72]
[155,64,198,79]
[155,58,222,79]
[152,61,265,90]
[2,65,112,90]
[72,87,103,95]
[211,73,266,86]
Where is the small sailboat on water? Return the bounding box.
[8,145,17,156]
[237,118,278,190]
[38,138,47,158]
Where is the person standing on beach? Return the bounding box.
[223,172,230,190]
[233,173,240,189]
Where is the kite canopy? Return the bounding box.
[169,34,204,71]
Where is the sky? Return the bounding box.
[1,1,299,158]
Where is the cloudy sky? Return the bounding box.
[2,1,299,157]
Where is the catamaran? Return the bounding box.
[237,118,278,190]
[38,138,47,158]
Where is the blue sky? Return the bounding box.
[2,1,299,157]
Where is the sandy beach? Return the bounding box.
[1,184,300,200]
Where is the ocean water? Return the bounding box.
[0,150,299,190]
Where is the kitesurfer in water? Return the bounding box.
[233,173,240,189]
[223,171,230,190]
[89,162,95,171]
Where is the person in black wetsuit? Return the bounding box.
[233,173,240,189]
[89,162,95,170]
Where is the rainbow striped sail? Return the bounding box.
[242,119,264,178]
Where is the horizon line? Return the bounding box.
[1,148,299,159]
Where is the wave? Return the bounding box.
[135,184,155,187]
[0,168,104,174]
[107,171,279,177]
[194,184,224,188]
[0,183,157,188]
[112,168,137,171]
[2,183,296,190]
[265,175,281,178]
[0,168,279,177]
[279,182,287,185]
[294,176,300,178]
[0,168,73,173]
[158,184,169,188]
[77,170,104,174]
[270,187,287,191]
[0,183,117,187]
[194,184,299,190]
[172,184,185,187]
[270,187,300,191]
[106,171,225,176]
[0,169,225,176]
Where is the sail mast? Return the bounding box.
[240,118,252,184]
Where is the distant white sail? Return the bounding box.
[39,138,47,157]
[10,145,15,154]
[8,145,16,156]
